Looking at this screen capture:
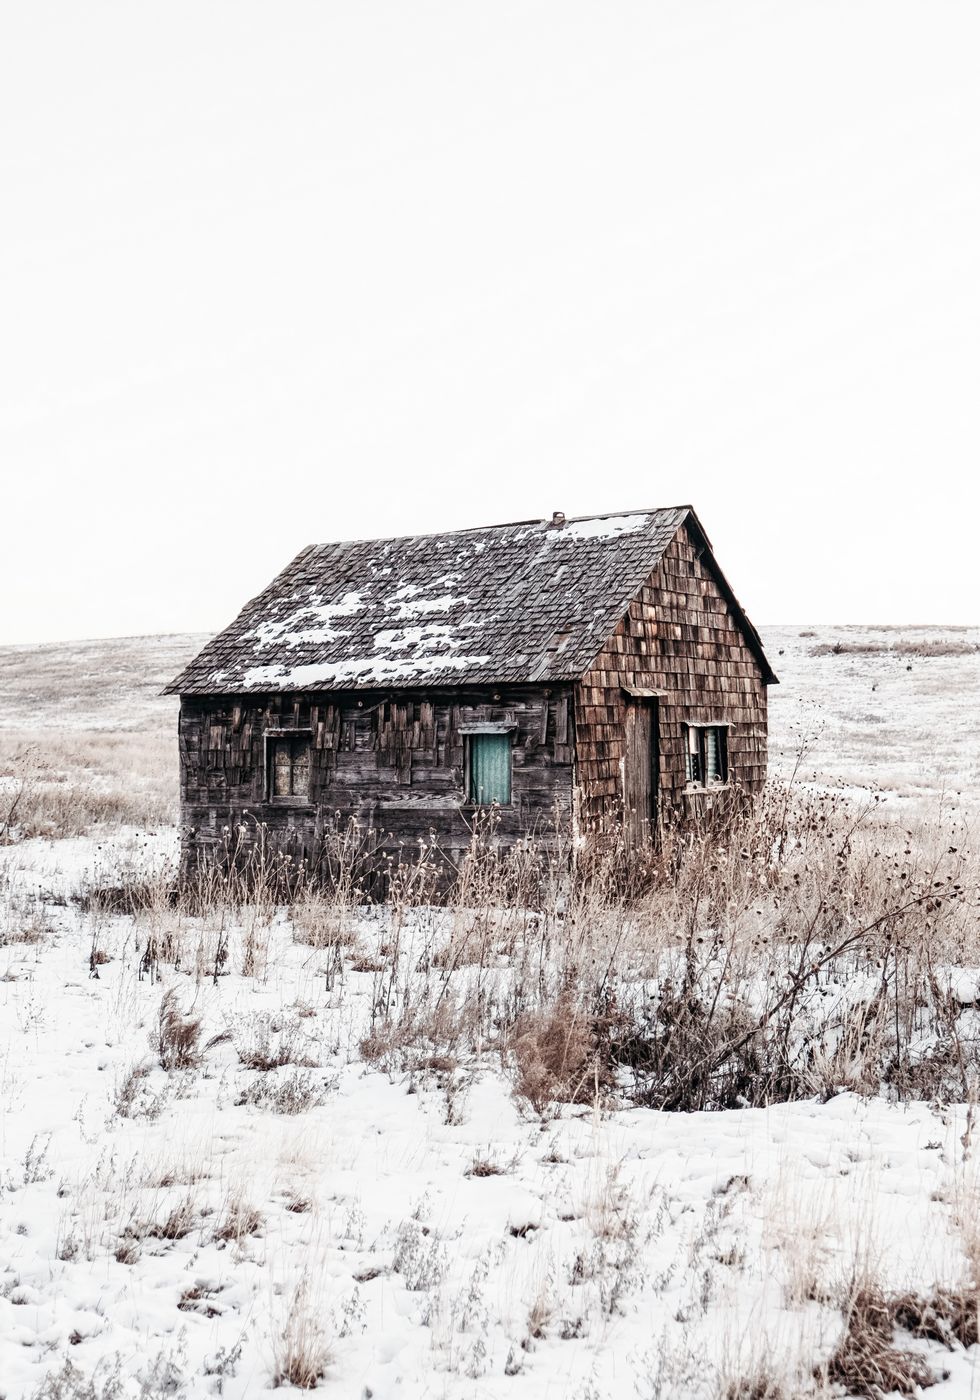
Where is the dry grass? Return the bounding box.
[723,1379,786,1400]
[272,1281,331,1389]
[124,1192,201,1245]
[213,1191,263,1244]
[765,623,980,801]
[94,774,973,1123]
[466,1155,508,1177]
[810,639,978,658]
[505,1000,603,1115]
[236,1069,334,1115]
[0,731,175,842]
[891,1285,980,1349]
[0,633,201,843]
[53,770,976,1127]
[235,1014,318,1072]
[819,1282,940,1397]
[28,1358,125,1400]
[0,634,200,729]
[154,988,203,1071]
[5,630,980,1398]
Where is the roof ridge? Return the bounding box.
[302,505,690,552]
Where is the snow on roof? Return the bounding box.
[166,506,741,694]
[559,513,650,540]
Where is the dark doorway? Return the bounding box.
[624,698,660,847]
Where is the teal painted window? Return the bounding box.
[468,733,512,805]
[704,726,721,783]
[685,725,728,787]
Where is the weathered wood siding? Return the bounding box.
[178,685,575,874]
[574,521,768,830]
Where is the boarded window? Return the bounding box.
[268,735,311,800]
[468,733,511,805]
[684,726,728,788]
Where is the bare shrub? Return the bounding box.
[605,985,765,1112]
[0,745,40,845]
[154,988,203,1071]
[594,787,975,1112]
[273,1281,331,1388]
[335,783,977,1118]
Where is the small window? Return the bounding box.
[685,725,728,788]
[467,732,512,806]
[268,734,311,800]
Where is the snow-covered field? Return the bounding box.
[764,624,980,810]
[1,628,979,1399]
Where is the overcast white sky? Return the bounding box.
[2,2,977,644]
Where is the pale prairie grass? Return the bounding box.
[0,729,175,842]
[766,1187,837,1311]
[272,1279,331,1388]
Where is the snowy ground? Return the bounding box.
[2,845,980,1400]
[763,624,980,810]
[1,628,979,1397]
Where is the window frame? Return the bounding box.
[264,728,314,805]
[684,723,730,791]
[461,724,515,807]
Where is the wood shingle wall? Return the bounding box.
[574,521,768,829]
[178,685,575,873]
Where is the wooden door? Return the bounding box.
[624,699,659,847]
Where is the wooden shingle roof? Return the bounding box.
[167,506,774,694]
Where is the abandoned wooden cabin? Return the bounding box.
[166,506,777,879]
